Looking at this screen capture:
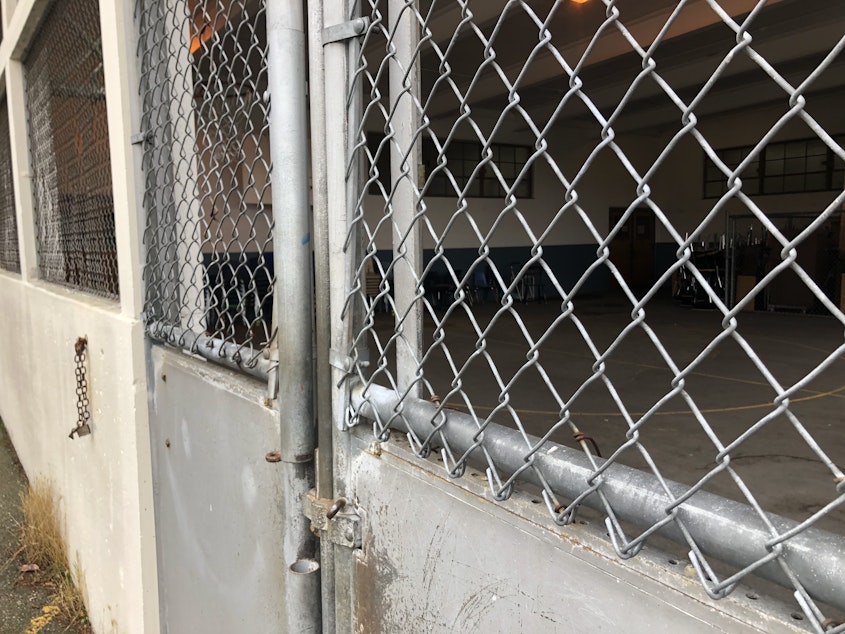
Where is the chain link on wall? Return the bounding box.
[138,0,274,371]
[339,0,845,627]
[69,336,92,439]
[25,0,118,298]
[0,98,19,274]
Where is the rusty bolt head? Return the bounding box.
[165,438,171,448]
[74,336,88,355]
[265,450,282,463]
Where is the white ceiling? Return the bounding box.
[366,0,845,133]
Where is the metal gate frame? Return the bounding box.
[136,0,845,631]
[308,1,845,633]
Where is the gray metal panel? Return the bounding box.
[148,346,286,634]
[348,431,806,634]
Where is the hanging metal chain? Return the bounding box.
[69,336,91,439]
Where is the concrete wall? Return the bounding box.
[0,0,160,632]
[0,277,157,634]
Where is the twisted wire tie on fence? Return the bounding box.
[573,431,601,458]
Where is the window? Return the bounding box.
[25,0,118,298]
[704,136,845,198]
[0,99,19,274]
[367,133,533,199]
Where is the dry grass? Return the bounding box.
[19,478,92,633]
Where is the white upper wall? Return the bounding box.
[360,89,843,252]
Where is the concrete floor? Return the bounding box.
[368,296,845,535]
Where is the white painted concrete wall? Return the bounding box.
[0,0,159,632]
[0,278,157,634]
[361,92,844,251]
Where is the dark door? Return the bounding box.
[609,207,655,290]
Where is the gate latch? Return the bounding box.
[322,17,369,45]
[303,490,362,549]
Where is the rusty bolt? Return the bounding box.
[326,498,347,519]
[165,438,171,448]
[265,450,281,463]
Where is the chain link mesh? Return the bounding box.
[0,98,19,274]
[341,0,845,626]
[138,0,274,370]
[25,0,118,298]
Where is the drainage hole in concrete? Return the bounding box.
[668,559,678,565]
[790,612,804,621]
[746,593,758,601]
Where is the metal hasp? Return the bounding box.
[353,383,845,613]
[303,490,362,549]
[322,18,369,45]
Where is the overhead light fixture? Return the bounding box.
[571,0,590,3]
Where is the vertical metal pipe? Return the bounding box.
[306,0,336,630]
[323,0,360,629]
[164,0,204,331]
[266,1,320,631]
[388,0,423,397]
[308,0,333,511]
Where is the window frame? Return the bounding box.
[367,132,534,199]
[703,135,845,199]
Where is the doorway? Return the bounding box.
[608,207,655,291]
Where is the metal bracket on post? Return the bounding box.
[130,130,152,145]
[264,347,279,400]
[303,489,362,549]
[322,17,369,45]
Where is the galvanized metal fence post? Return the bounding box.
[164,0,204,330]
[306,0,337,630]
[266,1,320,631]
[322,0,363,629]
[388,0,424,398]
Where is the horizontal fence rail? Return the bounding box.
[353,383,845,614]
[146,321,276,381]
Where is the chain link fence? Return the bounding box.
[25,0,118,298]
[725,211,841,315]
[138,0,274,373]
[0,98,19,274]
[339,0,845,628]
